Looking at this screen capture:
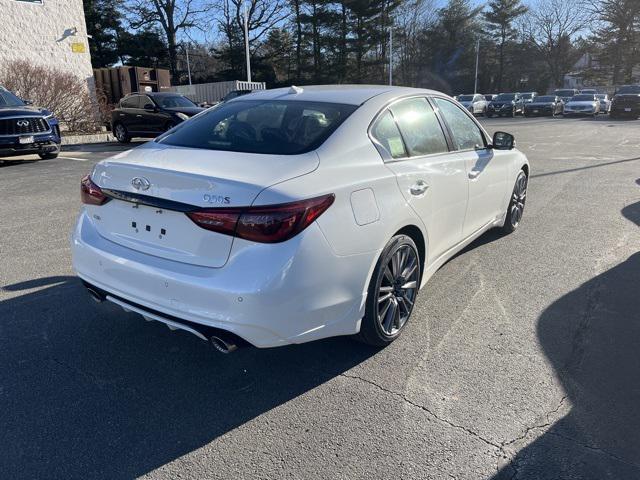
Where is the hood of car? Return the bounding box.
[566,101,596,107]
[527,102,554,106]
[0,105,50,117]
[164,106,205,116]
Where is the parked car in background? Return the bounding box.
[523,95,564,117]
[486,93,523,117]
[456,93,488,115]
[595,94,611,113]
[563,94,600,117]
[73,85,529,351]
[609,85,640,119]
[484,94,498,102]
[520,92,538,103]
[0,85,61,160]
[554,88,579,104]
[111,92,205,143]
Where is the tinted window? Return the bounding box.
[158,100,357,155]
[0,87,25,107]
[140,96,155,109]
[389,98,448,156]
[616,86,640,94]
[458,95,474,102]
[555,90,576,97]
[536,96,556,102]
[434,98,485,151]
[154,95,195,108]
[495,94,516,101]
[572,95,596,101]
[371,111,407,159]
[121,96,140,108]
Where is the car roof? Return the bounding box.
[233,85,440,106]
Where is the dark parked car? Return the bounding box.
[486,93,523,117]
[554,88,579,104]
[609,85,640,119]
[523,95,564,117]
[111,92,205,143]
[0,86,61,160]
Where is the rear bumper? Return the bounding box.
[610,105,640,117]
[71,209,376,348]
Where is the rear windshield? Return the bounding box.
[617,85,640,94]
[0,87,25,107]
[458,95,474,101]
[572,95,595,101]
[555,90,576,97]
[495,94,516,101]
[158,100,357,155]
[536,96,556,102]
[154,95,196,108]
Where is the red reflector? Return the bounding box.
[186,194,335,243]
[81,175,109,205]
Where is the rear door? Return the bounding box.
[115,95,140,132]
[432,97,509,238]
[139,95,164,134]
[373,97,469,261]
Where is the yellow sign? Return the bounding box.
[71,42,86,54]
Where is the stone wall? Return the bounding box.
[0,0,94,86]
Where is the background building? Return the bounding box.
[0,0,93,87]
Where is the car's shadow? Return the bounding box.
[492,199,640,478]
[0,277,378,479]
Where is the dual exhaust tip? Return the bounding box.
[84,284,241,354]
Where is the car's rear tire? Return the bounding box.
[502,170,528,234]
[113,123,131,143]
[356,234,421,347]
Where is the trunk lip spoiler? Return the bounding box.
[101,188,200,212]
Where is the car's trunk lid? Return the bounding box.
[90,143,319,267]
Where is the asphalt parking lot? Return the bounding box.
[1,116,639,479]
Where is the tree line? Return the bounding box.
[85,0,640,94]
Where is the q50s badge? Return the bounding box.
[203,194,231,205]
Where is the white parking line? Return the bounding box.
[58,156,89,162]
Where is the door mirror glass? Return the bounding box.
[492,131,515,150]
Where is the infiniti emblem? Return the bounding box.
[131,177,151,191]
[16,120,29,127]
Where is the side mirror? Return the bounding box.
[144,103,156,111]
[492,131,515,150]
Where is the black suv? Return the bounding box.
[0,86,61,160]
[111,92,205,143]
[610,85,640,119]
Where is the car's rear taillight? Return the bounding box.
[186,194,335,243]
[81,175,109,205]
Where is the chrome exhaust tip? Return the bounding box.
[210,335,238,354]
[86,287,105,303]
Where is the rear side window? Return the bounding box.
[434,98,486,151]
[121,96,140,108]
[371,111,407,159]
[389,98,448,156]
[158,100,357,155]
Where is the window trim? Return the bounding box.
[430,95,491,153]
[367,94,454,163]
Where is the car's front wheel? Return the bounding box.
[502,170,528,234]
[357,234,421,346]
[38,152,58,160]
[113,123,130,143]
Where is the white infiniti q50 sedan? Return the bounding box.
[72,85,529,352]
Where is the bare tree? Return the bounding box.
[126,0,208,83]
[524,0,589,87]
[395,0,438,86]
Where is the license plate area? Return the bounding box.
[19,135,34,144]
[91,200,234,268]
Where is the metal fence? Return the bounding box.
[170,81,267,104]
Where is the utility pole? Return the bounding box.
[474,38,480,94]
[243,1,252,83]
[185,43,192,85]
[388,27,393,86]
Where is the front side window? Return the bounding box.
[141,96,155,109]
[121,96,140,109]
[434,98,486,151]
[371,111,407,159]
[389,98,448,157]
[158,100,357,155]
[155,95,195,108]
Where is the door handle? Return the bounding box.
[409,181,429,196]
[468,170,481,179]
